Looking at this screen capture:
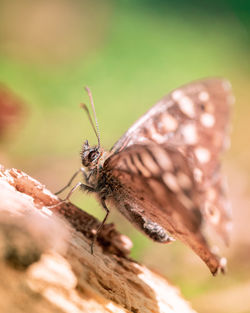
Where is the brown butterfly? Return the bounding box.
[56,78,233,275]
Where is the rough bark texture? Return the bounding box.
[0,165,197,313]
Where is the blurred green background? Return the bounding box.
[0,0,249,312]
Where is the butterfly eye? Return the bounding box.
[88,150,99,162]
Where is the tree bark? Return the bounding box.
[0,165,197,313]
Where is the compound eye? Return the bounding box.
[88,150,99,162]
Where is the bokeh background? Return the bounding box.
[0,0,249,312]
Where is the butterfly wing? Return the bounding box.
[111,78,232,181]
[105,78,233,273]
[104,144,224,274]
[110,78,232,239]
[111,78,232,151]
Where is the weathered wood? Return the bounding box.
[0,165,197,313]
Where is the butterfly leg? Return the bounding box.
[90,198,110,254]
[48,182,95,210]
[62,182,95,201]
[55,168,85,195]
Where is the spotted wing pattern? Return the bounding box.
[105,144,225,274]
[106,144,202,231]
[111,78,232,182]
[105,78,233,274]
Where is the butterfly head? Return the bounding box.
[81,140,102,169]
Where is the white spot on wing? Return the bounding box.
[141,152,159,175]
[151,133,165,144]
[147,124,165,144]
[220,257,227,268]
[200,113,215,128]
[151,147,173,170]
[163,172,180,192]
[137,136,148,143]
[195,147,211,163]
[193,167,203,182]
[161,114,178,132]
[172,89,184,101]
[199,91,209,102]
[178,96,196,118]
[181,124,198,144]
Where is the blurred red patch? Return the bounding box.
[0,84,25,140]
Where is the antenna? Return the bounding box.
[80,103,100,146]
[81,86,101,147]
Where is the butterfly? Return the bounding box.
[56,78,233,275]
